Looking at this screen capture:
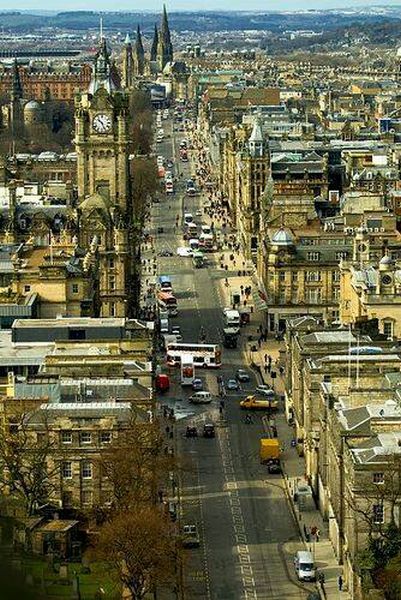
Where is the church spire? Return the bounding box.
[134,24,145,76]
[88,29,118,94]
[150,24,158,62]
[157,4,173,70]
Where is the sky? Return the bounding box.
[3,0,401,11]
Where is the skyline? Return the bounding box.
[5,1,401,12]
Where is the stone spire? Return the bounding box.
[157,4,173,70]
[150,24,159,62]
[10,59,23,101]
[88,31,118,94]
[122,32,133,88]
[134,24,145,76]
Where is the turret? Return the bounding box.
[134,25,145,76]
[150,24,159,62]
[248,113,265,158]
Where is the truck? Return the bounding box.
[259,438,280,464]
[240,395,278,410]
[223,327,240,349]
[223,309,240,328]
[181,354,195,386]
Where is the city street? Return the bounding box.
[150,115,312,600]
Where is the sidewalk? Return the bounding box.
[215,269,351,600]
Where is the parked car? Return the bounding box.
[267,462,282,474]
[236,369,250,382]
[203,423,215,438]
[185,426,198,438]
[255,384,274,396]
[192,378,203,391]
[182,524,200,548]
[226,379,240,391]
[159,248,174,257]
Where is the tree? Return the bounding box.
[130,157,159,222]
[99,417,176,510]
[0,408,57,516]
[129,89,154,155]
[95,506,178,600]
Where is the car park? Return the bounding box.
[182,524,200,548]
[203,423,215,438]
[236,369,250,382]
[192,378,203,391]
[226,379,240,391]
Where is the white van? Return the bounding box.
[160,318,169,333]
[189,391,212,404]
[294,551,316,582]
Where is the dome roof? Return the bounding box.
[271,228,294,246]
[24,100,41,111]
[79,191,111,217]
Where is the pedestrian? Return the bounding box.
[303,524,308,539]
[220,399,225,409]
[338,575,343,591]
[258,337,262,348]
[264,353,268,363]
[264,364,269,374]
[268,355,272,367]
[279,366,284,376]
[219,405,223,415]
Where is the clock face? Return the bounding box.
[93,113,112,133]
[382,274,392,285]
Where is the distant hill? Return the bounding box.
[0,8,400,34]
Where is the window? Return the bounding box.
[110,302,116,317]
[109,258,115,269]
[306,271,321,282]
[332,270,340,283]
[292,272,298,283]
[109,276,115,291]
[81,490,93,505]
[80,432,91,445]
[72,284,79,294]
[61,431,72,444]
[307,289,321,304]
[62,462,72,479]
[100,431,111,444]
[307,252,320,262]
[62,491,73,508]
[333,288,340,301]
[383,321,393,339]
[373,504,384,524]
[24,285,31,293]
[373,472,384,485]
[279,271,286,282]
[335,251,348,261]
[82,461,92,479]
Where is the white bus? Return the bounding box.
[167,343,222,368]
[181,354,195,386]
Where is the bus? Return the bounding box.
[158,275,172,292]
[181,354,195,386]
[167,343,221,368]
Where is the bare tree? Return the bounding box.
[0,408,58,516]
[95,506,178,600]
[99,417,176,510]
[130,157,159,221]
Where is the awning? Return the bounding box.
[252,290,268,312]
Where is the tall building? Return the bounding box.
[133,25,145,77]
[157,4,173,71]
[75,36,138,318]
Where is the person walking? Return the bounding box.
[338,575,343,591]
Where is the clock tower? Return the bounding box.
[74,36,137,318]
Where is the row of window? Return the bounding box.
[24,284,80,294]
[62,461,93,479]
[61,431,111,444]
[277,288,340,304]
[306,251,348,262]
[278,270,341,283]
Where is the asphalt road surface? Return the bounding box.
[152,115,311,600]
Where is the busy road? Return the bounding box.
[149,108,311,600]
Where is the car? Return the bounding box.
[255,384,274,397]
[203,423,215,438]
[236,369,250,382]
[195,210,202,217]
[226,379,240,391]
[185,426,198,438]
[177,247,193,257]
[189,391,212,404]
[158,248,174,257]
[182,524,200,548]
[267,462,282,474]
[192,378,203,391]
